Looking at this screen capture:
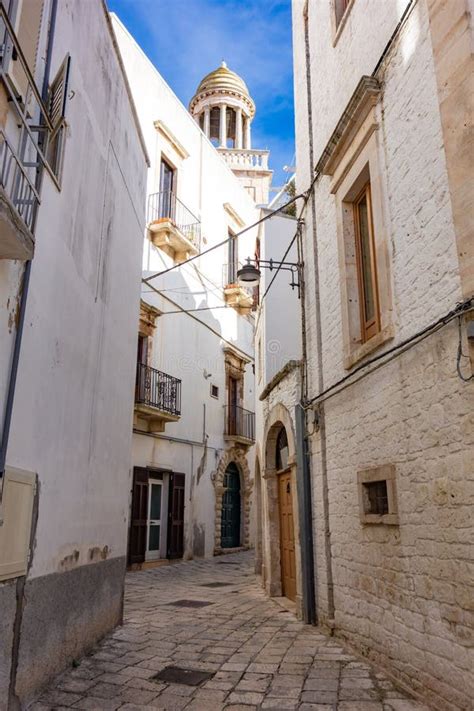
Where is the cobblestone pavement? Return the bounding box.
[32,551,432,711]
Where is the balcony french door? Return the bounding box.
[146,480,162,561]
[158,158,175,219]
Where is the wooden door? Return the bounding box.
[228,376,238,435]
[278,471,297,601]
[167,472,185,559]
[128,467,149,565]
[221,464,241,548]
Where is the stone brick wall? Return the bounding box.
[292,0,473,709]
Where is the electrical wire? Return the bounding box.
[143,279,254,361]
[456,314,474,382]
[304,297,474,408]
[142,190,307,283]
[259,170,320,307]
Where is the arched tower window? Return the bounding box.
[226,107,236,148]
[209,107,220,146]
[276,426,289,471]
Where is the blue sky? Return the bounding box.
[108,0,295,188]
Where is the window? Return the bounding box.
[362,480,388,515]
[276,427,289,471]
[210,384,219,399]
[158,158,175,220]
[357,465,398,525]
[335,0,352,28]
[209,107,220,146]
[317,76,394,369]
[46,54,71,182]
[354,182,380,343]
[228,230,237,284]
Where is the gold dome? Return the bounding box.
[194,61,250,99]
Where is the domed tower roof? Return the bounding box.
[189,61,255,117]
[196,62,250,97]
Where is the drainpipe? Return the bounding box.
[295,401,316,624]
[303,3,335,627]
[0,0,58,480]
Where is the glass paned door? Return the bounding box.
[146,480,162,560]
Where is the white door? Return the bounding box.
[146,480,163,561]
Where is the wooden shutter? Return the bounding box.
[46,53,70,179]
[128,467,149,565]
[167,472,185,559]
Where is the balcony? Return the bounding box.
[147,190,201,263]
[218,148,270,172]
[223,262,255,313]
[134,363,181,433]
[224,405,255,446]
[0,3,68,259]
[0,131,38,258]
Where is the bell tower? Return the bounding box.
[190,62,272,204]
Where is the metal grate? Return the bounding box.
[152,666,214,686]
[363,480,389,515]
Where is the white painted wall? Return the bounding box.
[112,16,259,559]
[2,0,147,579]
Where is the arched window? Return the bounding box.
[209,107,220,145]
[276,427,289,471]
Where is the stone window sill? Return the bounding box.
[344,323,395,370]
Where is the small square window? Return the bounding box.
[210,384,219,399]
[357,465,398,525]
[362,480,388,515]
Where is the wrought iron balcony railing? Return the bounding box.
[0,3,69,240]
[225,405,255,442]
[147,190,201,250]
[0,129,40,233]
[135,362,181,417]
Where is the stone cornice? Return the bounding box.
[259,360,301,401]
[315,76,381,176]
[189,88,255,117]
[154,120,189,160]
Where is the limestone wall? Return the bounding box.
[292,0,473,708]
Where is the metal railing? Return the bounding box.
[0,129,40,232]
[225,405,255,442]
[147,190,201,250]
[135,363,181,416]
[0,3,60,187]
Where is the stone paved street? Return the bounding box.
[32,552,432,711]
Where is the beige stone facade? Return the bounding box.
[284,1,474,709]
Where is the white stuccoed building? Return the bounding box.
[112,16,272,565]
[0,0,148,706]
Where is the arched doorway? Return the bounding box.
[262,404,301,612]
[221,462,241,548]
[275,426,296,601]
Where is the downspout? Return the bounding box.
[0,0,58,479]
[7,3,58,708]
[303,2,335,627]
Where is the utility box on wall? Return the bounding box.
[0,467,36,581]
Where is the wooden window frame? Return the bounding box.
[227,229,238,285]
[335,0,351,27]
[353,182,380,344]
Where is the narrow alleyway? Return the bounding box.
[32,552,431,711]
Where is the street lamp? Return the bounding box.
[237,258,301,297]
